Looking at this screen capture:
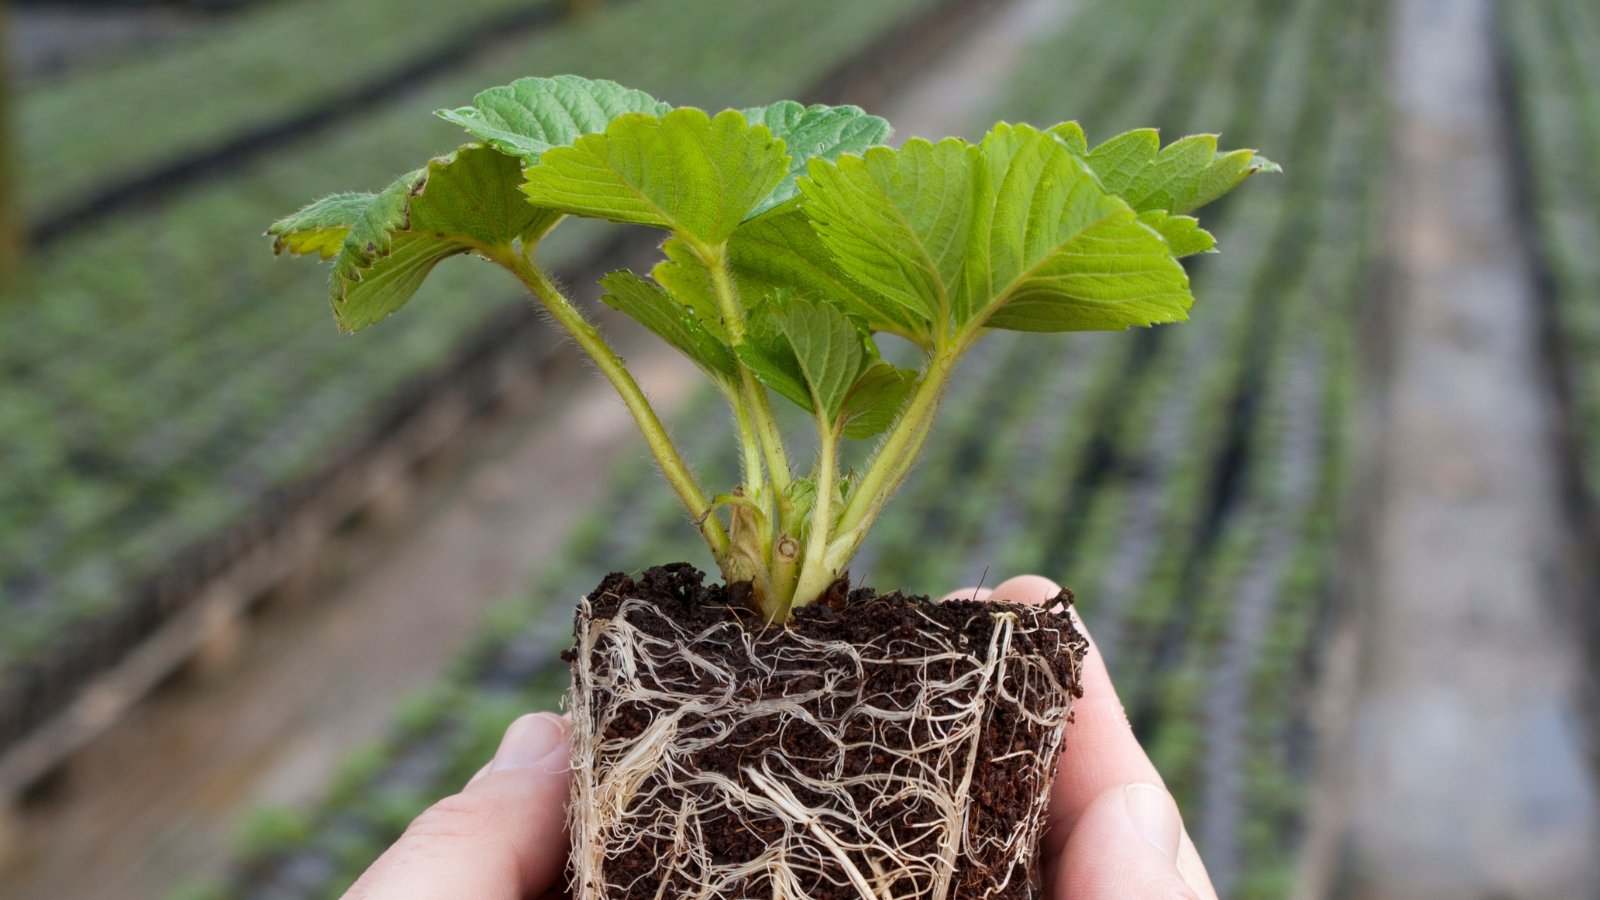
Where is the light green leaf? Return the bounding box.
[971,123,1191,333]
[739,101,891,217]
[1076,128,1279,215]
[268,192,374,259]
[800,125,1192,340]
[736,301,811,413]
[738,294,877,424]
[327,145,560,332]
[435,75,670,163]
[1082,128,1161,197]
[784,477,818,535]
[522,108,789,246]
[599,270,736,382]
[651,237,730,341]
[840,363,918,440]
[798,138,975,344]
[727,211,926,343]
[775,295,868,419]
[1139,210,1215,257]
[1048,121,1088,156]
[652,210,928,346]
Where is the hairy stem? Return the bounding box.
[828,346,962,566]
[701,245,793,501]
[501,249,729,559]
[786,420,839,616]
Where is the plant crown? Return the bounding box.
[269,75,1276,622]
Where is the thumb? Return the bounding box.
[1057,782,1201,900]
[343,713,573,900]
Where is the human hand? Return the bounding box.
[346,575,1214,900]
[342,712,574,899]
[941,575,1217,899]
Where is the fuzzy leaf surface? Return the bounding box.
[599,270,736,382]
[435,75,670,162]
[738,101,891,217]
[522,108,788,245]
[268,192,373,259]
[327,145,559,332]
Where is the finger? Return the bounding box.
[344,713,572,900]
[1176,830,1219,900]
[1047,612,1164,846]
[937,586,994,603]
[985,577,1165,857]
[987,574,1068,607]
[1057,783,1199,900]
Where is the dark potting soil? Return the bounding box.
[568,562,1085,899]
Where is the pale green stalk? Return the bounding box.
[501,249,729,559]
[827,345,963,559]
[701,245,793,500]
[786,421,839,618]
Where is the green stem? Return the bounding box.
[727,385,766,503]
[824,344,963,572]
[502,249,729,559]
[701,245,792,499]
[787,420,839,616]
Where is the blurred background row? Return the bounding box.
[0,0,1596,897]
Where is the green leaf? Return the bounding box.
[435,75,670,163]
[801,125,1192,340]
[735,303,810,413]
[653,210,928,346]
[738,294,876,424]
[328,145,560,332]
[522,108,789,246]
[1076,128,1279,215]
[840,363,918,440]
[1048,121,1089,156]
[798,137,975,344]
[728,211,926,343]
[784,477,819,534]
[1139,210,1215,257]
[268,192,373,259]
[651,237,731,341]
[599,270,736,382]
[970,124,1192,332]
[738,101,891,217]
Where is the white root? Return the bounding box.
[568,593,1084,899]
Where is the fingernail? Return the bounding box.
[1123,783,1181,860]
[489,713,570,772]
